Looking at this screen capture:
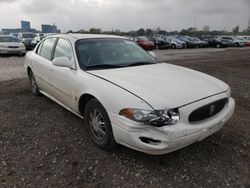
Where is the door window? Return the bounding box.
[39,38,56,60]
[54,39,73,61]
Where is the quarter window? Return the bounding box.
[40,38,56,60]
[54,39,73,61]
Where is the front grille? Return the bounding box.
[189,98,228,123]
[8,46,19,48]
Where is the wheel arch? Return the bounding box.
[27,66,32,76]
[78,93,97,116]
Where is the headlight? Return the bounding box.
[119,108,180,126]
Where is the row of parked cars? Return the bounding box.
[0,32,56,55]
[0,33,250,56]
[129,35,250,50]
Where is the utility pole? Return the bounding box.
[248,18,250,30]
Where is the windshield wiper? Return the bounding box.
[126,62,156,67]
[85,64,124,70]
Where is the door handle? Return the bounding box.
[49,67,53,72]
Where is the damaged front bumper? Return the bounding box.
[109,93,235,155]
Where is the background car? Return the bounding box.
[151,34,170,49]
[241,36,250,46]
[30,35,45,50]
[204,36,232,48]
[220,36,245,47]
[164,36,186,49]
[176,36,197,48]
[130,36,155,50]
[18,32,36,50]
[189,37,208,48]
[0,35,26,55]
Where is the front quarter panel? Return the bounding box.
[75,71,154,115]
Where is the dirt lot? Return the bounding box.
[0,48,250,187]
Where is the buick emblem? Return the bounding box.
[209,105,216,115]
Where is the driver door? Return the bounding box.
[49,38,77,111]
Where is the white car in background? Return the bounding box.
[0,35,26,55]
[164,36,186,49]
[24,34,235,155]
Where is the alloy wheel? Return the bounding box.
[89,109,106,141]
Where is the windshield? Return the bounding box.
[76,38,158,70]
[0,36,21,43]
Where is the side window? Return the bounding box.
[40,38,56,60]
[53,39,73,61]
[36,41,44,55]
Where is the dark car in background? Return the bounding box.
[204,37,233,48]
[151,34,170,49]
[18,32,36,50]
[176,36,197,48]
[189,37,208,48]
[30,35,45,50]
[129,36,155,50]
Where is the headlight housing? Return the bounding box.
[119,108,180,127]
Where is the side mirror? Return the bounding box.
[52,57,71,68]
[148,51,156,58]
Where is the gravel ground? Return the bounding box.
[0,48,250,187]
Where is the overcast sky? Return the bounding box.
[0,0,250,32]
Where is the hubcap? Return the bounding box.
[89,109,106,140]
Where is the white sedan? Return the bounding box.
[24,34,235,155]
[0,35,26,55]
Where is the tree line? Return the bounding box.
[67,26,250,36]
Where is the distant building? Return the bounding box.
[1,28,22,35]
[41,23,58,33]
[21,20,31,32]
[203,26,210,32]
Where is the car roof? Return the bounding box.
[50,33,126,40]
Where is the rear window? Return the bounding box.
[22,34,36,38]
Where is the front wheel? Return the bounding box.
[84,99,116,150]
[216,44,221,48]
[28,70,40,96]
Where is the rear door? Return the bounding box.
[31,37,57,94]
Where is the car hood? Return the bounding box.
[88,63,229,109]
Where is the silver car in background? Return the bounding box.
[0,35,26,55]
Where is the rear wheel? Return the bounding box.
[235,43,240,47]
[84,99,116,150]
[28,70,40,96]
[216,44,221,48]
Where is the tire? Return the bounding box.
[216,44,221,48]
[171,44,176,49]
[235,43,239,47]
[28,70,40,96]
[84,99,116,150]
